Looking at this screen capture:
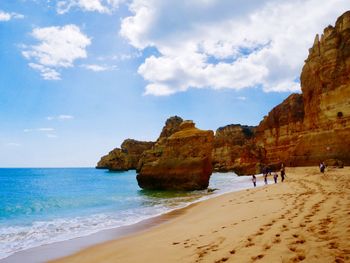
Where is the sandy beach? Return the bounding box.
[53,167,350,263]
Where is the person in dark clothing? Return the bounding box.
[252,174,257,187]
[281,163,286,182]
[320,162,326,173]
[273,172,278,183]
[264,173,268,185]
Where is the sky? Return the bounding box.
[0,0,349,167]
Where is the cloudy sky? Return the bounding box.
[0,0,349,167]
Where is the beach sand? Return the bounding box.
[53,167,350,263]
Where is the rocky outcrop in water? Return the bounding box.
[157,115,183,143]
[137,120,214,190]
[96,139,154,171]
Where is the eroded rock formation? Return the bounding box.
[96,139,154,171]
[137,120,214,190]
[294,11,350,165]
[212,124,255,172]
[231,11,350,173]
[98,11,350,177]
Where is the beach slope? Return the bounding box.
[53,167,350,263]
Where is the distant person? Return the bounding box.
[267,166,272,176]
[273,172,278,183]
[264,173,268,185]
[320,162,326,173]
[281,163,286,182]
[252,175,257,187]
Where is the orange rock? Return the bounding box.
[230,11,350,173]
[137,120,214,190]
[96,139,154,171]
[212,124,255,172]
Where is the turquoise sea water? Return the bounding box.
[0,168,253,259]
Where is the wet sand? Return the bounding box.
[1,205,192,263]
[50,167,350,262]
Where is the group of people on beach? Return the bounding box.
[251,163,286,188]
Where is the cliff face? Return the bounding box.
[254,93,305,167]
[98,11,350,177]
[294,11,350,165]
[301,11,350,130]
[231,11,350,173]
[137,120,214,190]
[212,124,255,172]
[96,139,154,171]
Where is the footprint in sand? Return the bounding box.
[263,244,271,250]
[273,237,281,244]
[289,246,297,252]
[281,224,289,231]
[290,254,306,262]
[254,231,264,236]
[245,239,255,247]
[293,239,306,245]
[335,257,345,263]
[214,257,228,263]
[251,254,265,261]
[328,241,339,249]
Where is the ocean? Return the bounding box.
[0,168,254,259]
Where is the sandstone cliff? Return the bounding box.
[137,120,214,190]
[212,124,255,172]
[230,11,350,174]
[294,10,350,165]
[157,115,183,143]
[96,139,154,171]
[98,11,350,177]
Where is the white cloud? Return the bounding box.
[56,0,125,14]
[23,25,91,80]
[58,115,74,120]
[0,10,24,21]
[120,0,350,95]
[38,128,55,132]
[0,11,11,21]
[29,63,61,80]
[46,134,58,138]
[47,115,74,120]
[24,128,55,132]
[81,64,118,72]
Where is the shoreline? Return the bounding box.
[1,203,196,263]
[52,167,350,263]
[1,173,258,263]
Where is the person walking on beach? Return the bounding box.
[264,173,268,185]
[280,163,286,182]
[262,166,268,185]
[320,162,326,173]
[273,172,278,184]
[252,175,257,187]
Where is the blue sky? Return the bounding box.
[0,0,349,167]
